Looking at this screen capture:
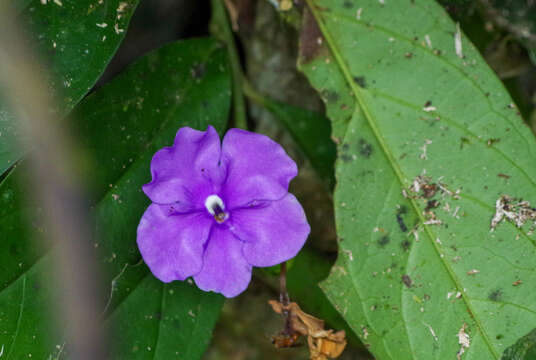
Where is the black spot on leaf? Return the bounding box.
[378,235,390,247]
[396,206,408,232]
[340,154,352,162]
[321,89,340,103]
[353,76,367,88]
[402,274,412,288]
[425,200,439,211]
[358,138,373,158]
[489,289,503,302]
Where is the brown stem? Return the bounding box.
[279,261,290,306]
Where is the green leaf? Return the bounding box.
[286,249,362,348]
[501,328,536,360]
[0,38,230,359]
[0,0,139,176]
[106,274,224,359]
[298,1,536,359]
[244,85,336,186]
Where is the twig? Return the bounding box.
[279,261,290,306]
[211,0,248,129]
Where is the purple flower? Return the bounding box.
[137,126,310,297]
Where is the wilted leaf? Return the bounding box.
[298,1,536,359]
[269,300,347,359]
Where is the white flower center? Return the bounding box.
[205,195,229,223]
[205,195,225,215]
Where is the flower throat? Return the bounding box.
[204,194,228,223]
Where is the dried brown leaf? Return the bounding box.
[269,300,347,359]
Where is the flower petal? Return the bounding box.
[142,126,223,206]
[193,226,252,298]
[229,194,310,267]
[137,204,212,282]
[220,129,297,208]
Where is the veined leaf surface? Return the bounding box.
[298,1,536,359]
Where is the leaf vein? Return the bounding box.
[307,2,500,357]
[323,10,536,160]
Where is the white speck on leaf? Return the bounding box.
[457,323,470,359]
[117,1,128,12]
[53,0,62,6]
[410,227,420,242]
[424,323,438,341]
[424,34,432,48]
[455,22,463,58]
[362,326,369,339]
[356,8,362,19]
[419,139,432,160]
[114,23,124,34]
[490,195,536,231]
[96,23,108,28]
[467,269,479,275]
[423,105,436,112]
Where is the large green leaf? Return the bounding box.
[298,1,536,359]
[0,38,229,359]
[0,0,139,176]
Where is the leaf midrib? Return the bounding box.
[306,1,499,358]
[320,10,536,161]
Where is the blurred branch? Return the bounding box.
[477,0,536,47]
[211,0,248,130]
[0,4,106,359]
